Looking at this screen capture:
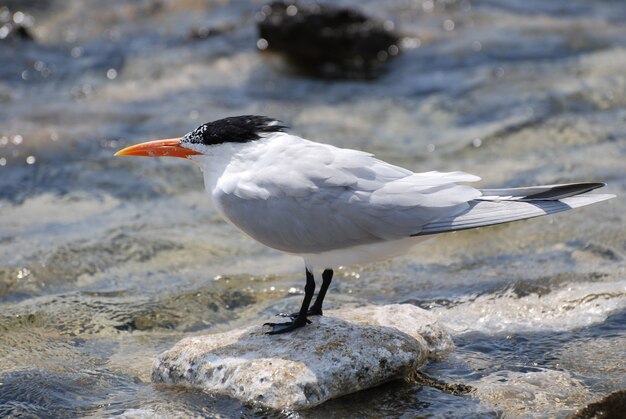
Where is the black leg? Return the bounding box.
[309,269,333,316]
[265,268,316,334]
[282,268,333,318]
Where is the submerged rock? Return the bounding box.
[153,304,452,410]
[473,369,590,415]
[572,390,626,419]
[256,1,400,80]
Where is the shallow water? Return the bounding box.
[1,0,625,416]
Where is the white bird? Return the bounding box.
[115,115,615,334]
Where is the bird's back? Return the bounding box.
[209,133,481,254]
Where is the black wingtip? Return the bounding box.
[525,182,606,200]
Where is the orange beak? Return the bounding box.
[114,138,202,159]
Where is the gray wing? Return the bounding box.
[216,136,481,254]
[415,183,614,236]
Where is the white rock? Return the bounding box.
[152,304,453,410]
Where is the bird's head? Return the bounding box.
[114,115,287,160]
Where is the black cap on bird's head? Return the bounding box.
[114,115,287,158]
[181,115,287,146]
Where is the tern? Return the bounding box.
[115,115,615,334]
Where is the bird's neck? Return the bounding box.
[193,136,278,202]
[193,143,241,194]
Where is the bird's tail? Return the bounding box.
[414,182,615,236]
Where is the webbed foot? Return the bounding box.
[264,317,309,334]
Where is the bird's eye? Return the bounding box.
[182,124,210,144]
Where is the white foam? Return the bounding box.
[432,279,626,335]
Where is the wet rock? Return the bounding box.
[256,1,400,79]
[153,304,452,410]
[572,390,626,419]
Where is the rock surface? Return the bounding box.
[256,1,400,79]
[152,304,453,410]
[572,390,626,419]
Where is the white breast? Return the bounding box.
[190,132,480,266]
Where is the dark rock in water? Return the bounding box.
[572,390,626,419]
[0,7,35,42]
[256,1,400,80]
